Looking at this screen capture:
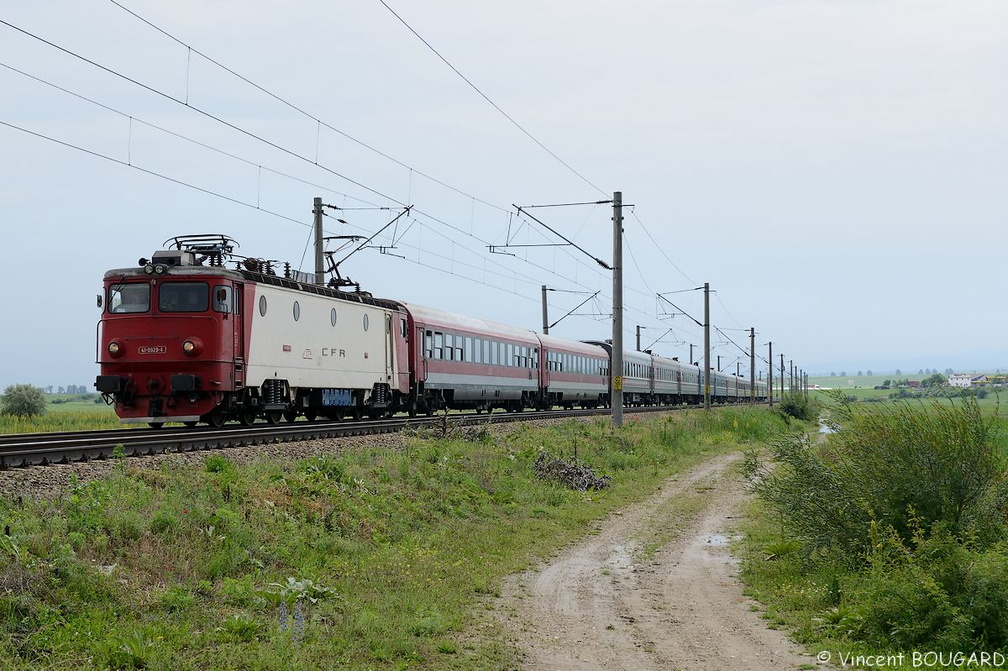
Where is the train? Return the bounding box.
[95,235,768,427]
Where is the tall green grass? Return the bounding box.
[0,408,789,670]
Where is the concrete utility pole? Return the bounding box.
[750,327,756,405]
[636,325,642,352]
[313,197,325,285]
[768,341,774,408]
[779,354,785,397]
[689,343,695,366]
[612,192,624,429]
[541,285,549,335]
[703,282,711,410]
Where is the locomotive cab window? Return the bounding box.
[212,285,233,313]
[108,283,150,314]
[159,282,208,313]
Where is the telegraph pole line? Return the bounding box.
[768,341,774,407]
[749,327,756,405]
[612,192,624,428]
[779,354,785,397]
[313,196,325,285]
[541,285,549,334]
[703,282,711,410]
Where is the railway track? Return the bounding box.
[0,405,701,469]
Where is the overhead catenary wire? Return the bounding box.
[376,0,608,198]
[0,24,621,305]
[107,0,512,216]
[2,14,775,360]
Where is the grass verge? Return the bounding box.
[0,407,790,670]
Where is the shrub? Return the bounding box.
[746,395,1008,559]
[776,392,817,422]
[0,384,47,417]
[846,521,1008,651]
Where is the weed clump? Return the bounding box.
[533,452,611,491]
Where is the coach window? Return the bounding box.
[474,339,481,364]
[160,282,208,313]
[444,334,453,360]
[400,318,408,339]
[424,330,433,358]
[108,283,150,314]
[212,285,233,313]
[433,332,443,360]
[456,344,463,362]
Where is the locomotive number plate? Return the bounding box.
[138,345,167,355]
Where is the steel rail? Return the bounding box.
[0,404,727,469]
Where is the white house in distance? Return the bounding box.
[948,374,973,388]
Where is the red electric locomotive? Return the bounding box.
[96,235,410,426]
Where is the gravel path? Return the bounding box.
[498,451,818,671]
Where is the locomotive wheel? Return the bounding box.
[183,421,198,428]
[239,409,257,426]
[407,405,417,418]
[266,410,283,425]
[204,409,227,428]
[147,422,164,429]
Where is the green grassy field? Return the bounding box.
[0,394,121,434]
[0,408,793,670]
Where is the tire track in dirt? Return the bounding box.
[498,451,818,670]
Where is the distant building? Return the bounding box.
[948,374,972,388]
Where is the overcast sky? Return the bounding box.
[1,0,1005,390]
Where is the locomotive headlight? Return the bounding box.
[154,264,166,275]
[144,263,155,274]
[181,338,203,356]
[107,341,123,358]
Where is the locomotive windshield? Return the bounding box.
[108,283,150,314]
[158,282,209,313]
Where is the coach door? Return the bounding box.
[417,326,429,382]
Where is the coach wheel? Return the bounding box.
[424,403,434,417]
[351,407,363,421]
[183,421,198,429]
[407,404,417,418]
[304,410,318,422]
[266,410,283,425]
[283,408,298,423]
[147,422,164,429]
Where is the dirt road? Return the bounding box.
[498,452,818,670]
